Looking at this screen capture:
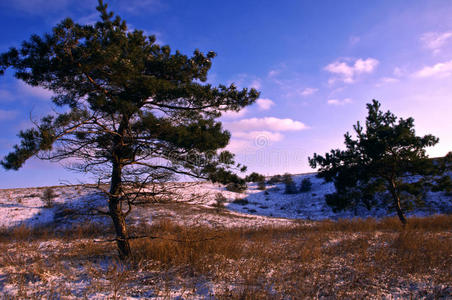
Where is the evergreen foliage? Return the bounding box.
[245,172,265,183]
[299,177,312,193]
[268,174,283,184]
[41,188,57,208]
[257,181,266,190]
[0,1,258,258]
[283,173,297,194]
[309,100,450,225]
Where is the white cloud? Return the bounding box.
[226,117,308,132]
[18,81,54,100]
[225,139,252,152]
[250,80,261,90]
[221,108,248,119]
[118,0,162,14]
[420,32,452,54]
[327,98,352,106]
[381,77,398,83]
[268,69,281,77]
[256,98,275,110]
[225,131,284,152]
[229,74,261,90]
[393,67,404,77]
[233,131,284,142]
[376,77,399,87]
[300,87,318,96]
[324,58,379,84]
[1,0,72,14]
[414,60,452,78]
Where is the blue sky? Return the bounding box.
[1,0,451,188]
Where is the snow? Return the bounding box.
[0,173,450,230]
[0,174,450,298]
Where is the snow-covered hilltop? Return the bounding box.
[1,173,450,230]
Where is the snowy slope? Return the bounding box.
[0,173,451,229]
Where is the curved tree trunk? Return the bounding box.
[389,179,407,226]
[109,160,132,259]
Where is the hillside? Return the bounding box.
[1,173,450,230]
[0,174,451,298]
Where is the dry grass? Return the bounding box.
[0,215,451,298]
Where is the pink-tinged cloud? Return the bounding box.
[221,108,249,119]
[327,98,352,106]
[300,87,318,96]
[376,77,399,87]
[18,81,54,100]
[420,32,452,54]
[225,131,285,152]
[225,117,308,132]
[250,80,262,89]
[325,58,379,84]
[414,60,452,78]
[256,98,275,110]
[233,130,284,142]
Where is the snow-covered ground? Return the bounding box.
[0,173,451,299]
[0,173,450,230]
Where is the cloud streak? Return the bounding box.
[414,60,452,78]
[225,117,308,132]
[420,32,452,54]
[324,58,379,84]
[300,87,318,96]
[221,108,249,119]
[327,98,352,106]
[256,98,275,110]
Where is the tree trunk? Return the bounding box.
[389,179,407,226]
[109,161,132,259]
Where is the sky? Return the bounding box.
[0,0,451,188]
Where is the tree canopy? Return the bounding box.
[309,100,450,224]
[0,0,259,258]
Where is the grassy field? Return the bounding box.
[1,215,451,298]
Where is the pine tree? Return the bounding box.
[299,177,312,193]
[283,173,297,194]
[0,1,258,258]
[245,172,265,183]
[309,100,449,225]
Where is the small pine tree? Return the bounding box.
[42,188,57,208]
[245,172,265,183]
[226,182,247,193]
[268,174,283,184]
[284,174,297,194]
[213,193,227,212]
[257,181,266,190]
[300,178,312,193]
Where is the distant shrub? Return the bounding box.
[268,174,283,184]
[284,174,298,194]
[226,182,247,193]
[257,181,266,190]
[232,198,249,205]
[282,173,292,182]
[300,178,312,193]
[41,188,57,208]
[245,172,265,183]
[212,193,227,211]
